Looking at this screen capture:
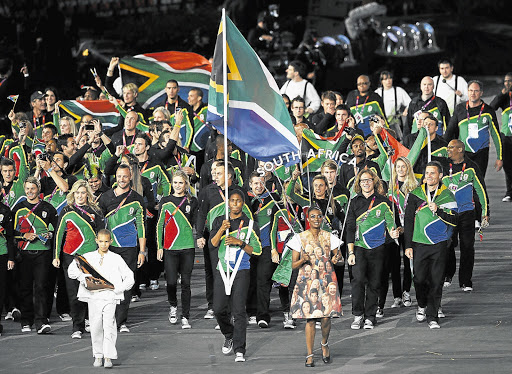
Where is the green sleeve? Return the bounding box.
[406,127,427,167]
[54,213,67,259]
[135,202,146,239]
[286,178,309,208]
[489,115,503,160]
[384,203,395,231]
[471,170,488,218]
[99,147,113,172]
[53,112,61,134]
[157,165,171,196]
[249,229,262,256]
[10,145,29,183]
[373,133,389,170]
[156,204,166,251]
[270,211,281,251]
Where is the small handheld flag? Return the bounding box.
[8,94,19,110]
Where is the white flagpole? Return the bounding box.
[427,129,432,162]
[222,8,231,295]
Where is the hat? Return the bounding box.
[30,90,46,101]
[350,134,365,145]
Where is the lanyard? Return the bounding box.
[356,95,369,114]
[421,95,436,111]
[426,185,438,204]
[140,160,149,174]
[235,220,244,239]
[165,101,178,113]
[2,189,9,207]
[18,200,42,228]
[164,196,188,226]
[360,196,376,224]
[122,131,135,147]
[113,190,132,215]
[218,188,226,202]
[33,113,45,128]
[74,204,95,222]
[509,92,512,110]
[48,186,59,201]
[193,111,205,124]
[466,102,485,123]
[449,162,466,183]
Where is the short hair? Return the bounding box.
[166,79,179,87]
[468,80,483,91]
[43,124,58,136]
[380,70,393,80]
[321,159,338,172]
[85,88,99,100]
[291,96,305,106]
[437,58,453,67]
[24,176,41,192]
[425,160,443,174]
[308,206,322,217]
[97,229,112,239]
[321,91,336,102]
[117,163,132,174]
[335,104,350,113]
[0,158,15,168]
[189,88,203,99]
[215,134,231,147]
[424,112,437,123]
[289,60,306,78]
[229,189,245,203]
[249,171,263,181]
[51,151,69,165]
[123,83,139,95]
[153,106,171,121]
[135,133,151,147]
[310,288,318,296]
[57,134,75,151]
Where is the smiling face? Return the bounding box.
[74,186,88,206]
[313,178,327,199]
[88,177,102,192]
[395,159,407,179]
[447,140,464,161]
[172,175,187,196]
[45,90,56,106]
[307,208,323,229]
[116,167,132,190]
[424,165,442,187]
[250,175,265,196]
[359,172,375,195]
[24,182,40,202]
[122,87,137,106]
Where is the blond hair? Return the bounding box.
[353,168,385,196]
[66,179,100,211]
[391,156,418,195]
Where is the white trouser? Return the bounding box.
[88,299,118,359]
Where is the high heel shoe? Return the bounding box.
[321,342,331,364]
[305,353,315,367]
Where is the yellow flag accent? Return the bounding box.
[226,44,242,81]
[119,63,159,92]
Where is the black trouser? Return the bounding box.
[46,264,70,319]
[3,263,18,313]
[334,241,348,296]
[204,231,215,310]
[351,245,385,324]
[214,269,250,354]
[467,148,489,177]
[18,250,51,329]
[0,254,6,325]
[137,216,162,287]
[378,241,403,308]
[246,246,273,323]
[110,246,137,327]
[164,248,195,319]
[445,210,475,287]
[62,253,87,333]
[400,236,412,293]
[502,135,512,197]
[413,241,447,323]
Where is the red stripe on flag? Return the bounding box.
[142,52,212,72]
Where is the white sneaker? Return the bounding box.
[139,283,147,290]
[428,320,440,329]
[502,195,512,202]
[248,316,257,325]
[222,338,233,355]
[119,324,130,333]
[204,309,215,319]
[60,313,72,322]
[21,325,31,333]
[391,298,402,308]
[11,308,21,320]
[462,285,473,292]
[315,321,321,329]
[416,307,426,322]
[258,320,269,328]
[85,319,91,332]
[402,291,412,307]
[93,358,103,367]
[104,358,113,368]
[443,278,452,288]
[235,352,245,362]
[181,317,191,329]
[438,307,445,318]
[215,324,221,330]
[4,312,13,320]
[169,306,178,324]
[131,295,141,302]
[149,280,159,290]
[37,324,51,334]
[376,307,384,318]
[363,319,374,329]
[351,316,363,330]
[71,331,82,339]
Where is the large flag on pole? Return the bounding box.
[119,52,212,109]
[207,14,300,165]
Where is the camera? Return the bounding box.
[346,127,356,136]
[37,153,51,162]
[85,124,95,131]
[369,115,380,123]
[18,122,27,130]
[175,107,182,113]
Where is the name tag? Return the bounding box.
[413,110,422,120]
[468,122,479,139]
[508,115,512,132]
[449,183,458,192]
[354,112,364,124]
[278,230,291,242]
[225,246,239,263]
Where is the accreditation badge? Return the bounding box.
[354,112,364,124]
[468,122,479,139]
[449,183,458,192]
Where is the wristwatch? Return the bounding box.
[240,242,246,250]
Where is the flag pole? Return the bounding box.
[221,8,231,295]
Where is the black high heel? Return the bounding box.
[305,353,315,367]
[321,342,331,364]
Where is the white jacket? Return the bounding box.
[68,250,134,303]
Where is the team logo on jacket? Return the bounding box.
[482,117,487,123]
[42,211,47,218]
[129,207,134,215]
[433,112,438,118]
[59,190,64,196]
[267,208,272,216]
[185,205,190,213]
[240,232,246,240]
[376,210,381,217]
[150,172,155,179]
[10,191,14,198]
[0,214,3,221]
[368,106,373,112]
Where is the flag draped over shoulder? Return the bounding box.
[207,15,300,164]
[59,100,120,128]
[119,51,212,109]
